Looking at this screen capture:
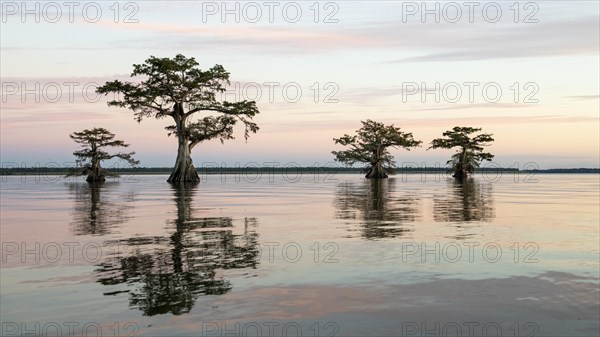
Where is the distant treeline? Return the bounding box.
[1,166,598,175]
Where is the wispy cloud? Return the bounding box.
[14,7,593,62]
[565,95,600,101]
[385,17,599,62]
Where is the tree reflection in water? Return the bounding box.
[69,182,134,236]
[94,183,260,316]
[433,178,495,224]
[335,178,420,239]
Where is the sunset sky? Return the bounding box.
[1,1,599,169]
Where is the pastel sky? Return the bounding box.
[1,1,599,168]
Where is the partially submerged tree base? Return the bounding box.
[82,165,107,183]
[167,159,199,183]
[365,163,388,179]
[452,171,468,181]
[86,174,107,183]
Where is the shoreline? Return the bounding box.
[1,168,598,176]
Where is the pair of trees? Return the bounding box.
[69,54,260,183]
[332,121,494,180]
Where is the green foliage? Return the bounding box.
[67,127,138,178]
[96,54,260,146]
[429,126,494,178]
[332,120,422,175]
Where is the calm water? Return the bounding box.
[1,174,599,336]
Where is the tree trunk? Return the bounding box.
[86,149,106,182]
[167,133,199,183]
[453,148,468,181]
[86,174,106,182]
[453,170,468,181]
[365,161,388,179]
[366,146,388,179]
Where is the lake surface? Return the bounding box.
[1,173,599,336]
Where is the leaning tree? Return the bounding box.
[96,54,260,183]
[428,126,494,181]
[67,127,138,182]
[332,120,422,179]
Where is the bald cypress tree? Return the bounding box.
[429,126,494,181]
[97,54,260,183]
[67,128,138,182]
[332,120,422,179]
